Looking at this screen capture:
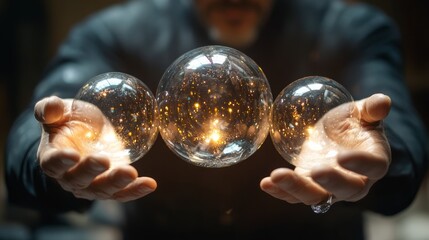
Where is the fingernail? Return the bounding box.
[138,186,154,194]
[315,175,330,184]
[117,176,133,185]
[61,159,75,166]
[90,160,107,172]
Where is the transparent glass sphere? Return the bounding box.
[270,76,354,169]
[157,45,273,168]
[72,72,158,166]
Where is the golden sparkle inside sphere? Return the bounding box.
[72,72,158,165]
[156,45,273,168]
[270,76,354,169]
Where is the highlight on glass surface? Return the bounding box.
[72,72,159,166]
[156,45,273,168]
[270,76,355,170]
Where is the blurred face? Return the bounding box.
[194,0,274,48]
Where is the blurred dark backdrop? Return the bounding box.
[0,0,428,239]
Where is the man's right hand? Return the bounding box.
[34,96,157,202]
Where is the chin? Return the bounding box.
[209,27,258,49]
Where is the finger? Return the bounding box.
[70,99,105,126]
[269,168,328,205]
[62,156,110,189]
[113,177,157,202]
[34,96,66,124]
[89,165,138,198]
[260,177,301,203]
[356,93,391,124]
[311,165,367,200]
[338,151,389,179]
[39,148,80,178]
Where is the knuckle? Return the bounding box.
[64,177,89,189]
[92,188,112,199]
[72,190,94,200]
[43,168,59,178]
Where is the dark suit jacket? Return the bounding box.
[5,0,428,239]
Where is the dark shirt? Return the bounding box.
[5,0,428,239]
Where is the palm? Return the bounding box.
[261,94,392,205]
[34,96,156,202]
[41,99,131,166]
[295,101,390,171]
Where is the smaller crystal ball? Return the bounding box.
[270,76,354,169]
[72,72,158,165]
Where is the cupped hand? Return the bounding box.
[35,96,157,201]
[260,93,391,206]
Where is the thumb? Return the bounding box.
[356,93,391,124]
[34,96,66,124]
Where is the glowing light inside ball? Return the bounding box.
[72,72,158,166]
[157,45,273,168]
[270,76,355,169]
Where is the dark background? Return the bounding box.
[0,0,428,239]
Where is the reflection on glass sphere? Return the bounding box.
[72,72,158,166]
[157,45,273,168]
[270,76,354,169]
